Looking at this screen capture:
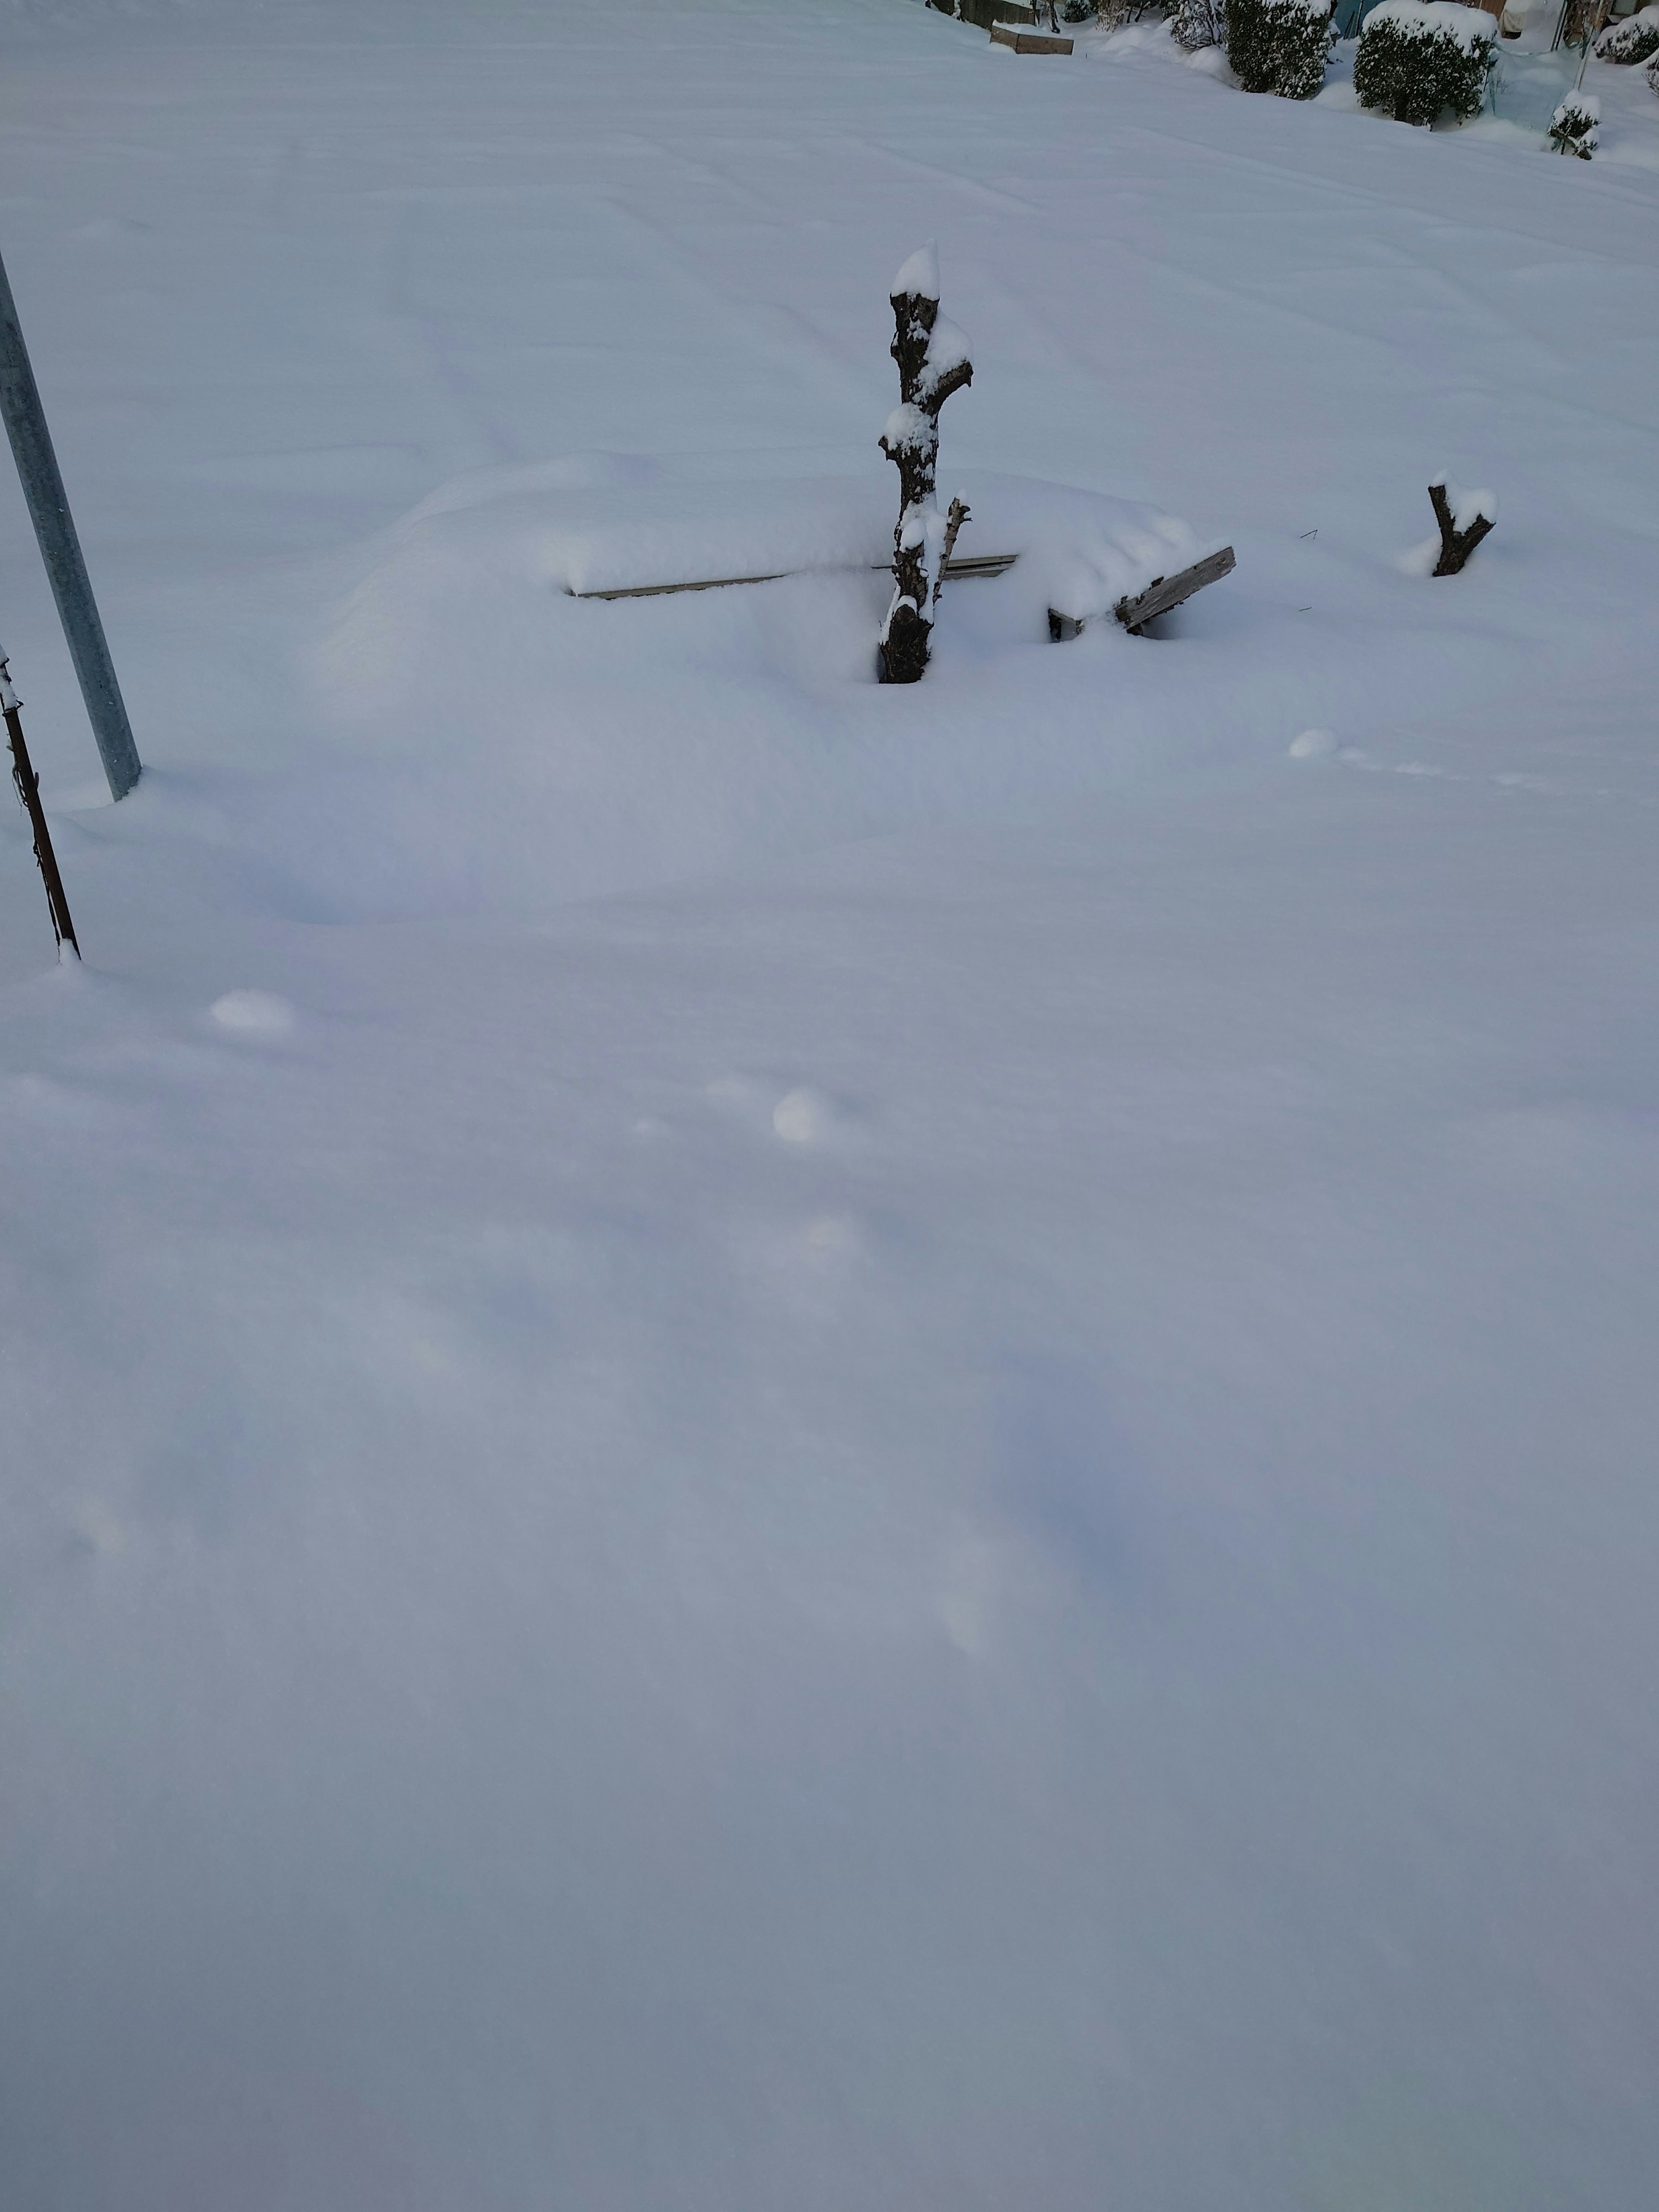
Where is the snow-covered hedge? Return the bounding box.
[1548,87,1599,152]
[1354,0,1496,125]
[1227,0,1335,97]
[1594,3,1659,60]
[1171,0,1228,48]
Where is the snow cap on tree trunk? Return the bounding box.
[918,316,972,396]
[891,241,940,302]
[1429,473,1497,532]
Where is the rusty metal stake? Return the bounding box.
[1,644,79,958]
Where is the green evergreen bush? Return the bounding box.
[1353,0,1496,125]
[1548,88,1599,153]
[1171,0,1228,47]
[1594,4,1659,62]
[1226,0,1335,95]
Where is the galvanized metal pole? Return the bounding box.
[0,242,141,801]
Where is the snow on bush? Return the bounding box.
[1594,1,1659,60]
[1172,0,1228,48]
[1650,46,1659,87]
[1354,0,1497,124]
[1548,86,1599,153]
[1226,0,1336,94]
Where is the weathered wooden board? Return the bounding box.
[572,552,1019,603]
[1117,545,1235,630]
[936,551,1018,581]
[1047,545,1236,640]
[575,569,790,602]
[990,23,1075,48]
[572,545,1231,623]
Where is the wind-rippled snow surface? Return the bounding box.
[2,2,1656,2207]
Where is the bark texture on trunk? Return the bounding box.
[1429,480,1495,576]
[877,251,973,684]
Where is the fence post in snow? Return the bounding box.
[2,644,79,957]
[0,242,142,801]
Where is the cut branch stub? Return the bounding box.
[935,496,970,607]
[1429,480,1495,576]
[877,250,973,684]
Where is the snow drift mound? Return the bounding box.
[290,454,1220,918]
[362,452,1207,611]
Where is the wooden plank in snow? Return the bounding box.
[1047,545,1236,640]
[990,23,1075,48]
[571,552,1019,603]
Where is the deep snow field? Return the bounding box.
[2,0,1657,2206]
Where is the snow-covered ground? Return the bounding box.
[2,1,1657,2206]
[1081,0,1659,164]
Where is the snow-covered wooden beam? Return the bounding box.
[990,23,1075,49]
[1047,545,1236,641]
[569,551,1017,603]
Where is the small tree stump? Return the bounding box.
[1429,479,1495,576]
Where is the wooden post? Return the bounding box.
[1,644,79,957]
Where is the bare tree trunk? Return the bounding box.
[877,248,973,684]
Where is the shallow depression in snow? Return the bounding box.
[1,1,1657,2209]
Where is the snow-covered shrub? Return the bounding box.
[1226,0,1335,94]
[1548,87,1599,151]
[1172,0,1228,45]
[1060,0,1097,22]
[1650,45,1659,86]
[1595,1,1659,59]
[1172,0,1228,44]
[1354,0,1496,124]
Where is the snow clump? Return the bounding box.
[209,988,296,1036]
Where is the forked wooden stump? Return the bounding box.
[1428,480,1495,576]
